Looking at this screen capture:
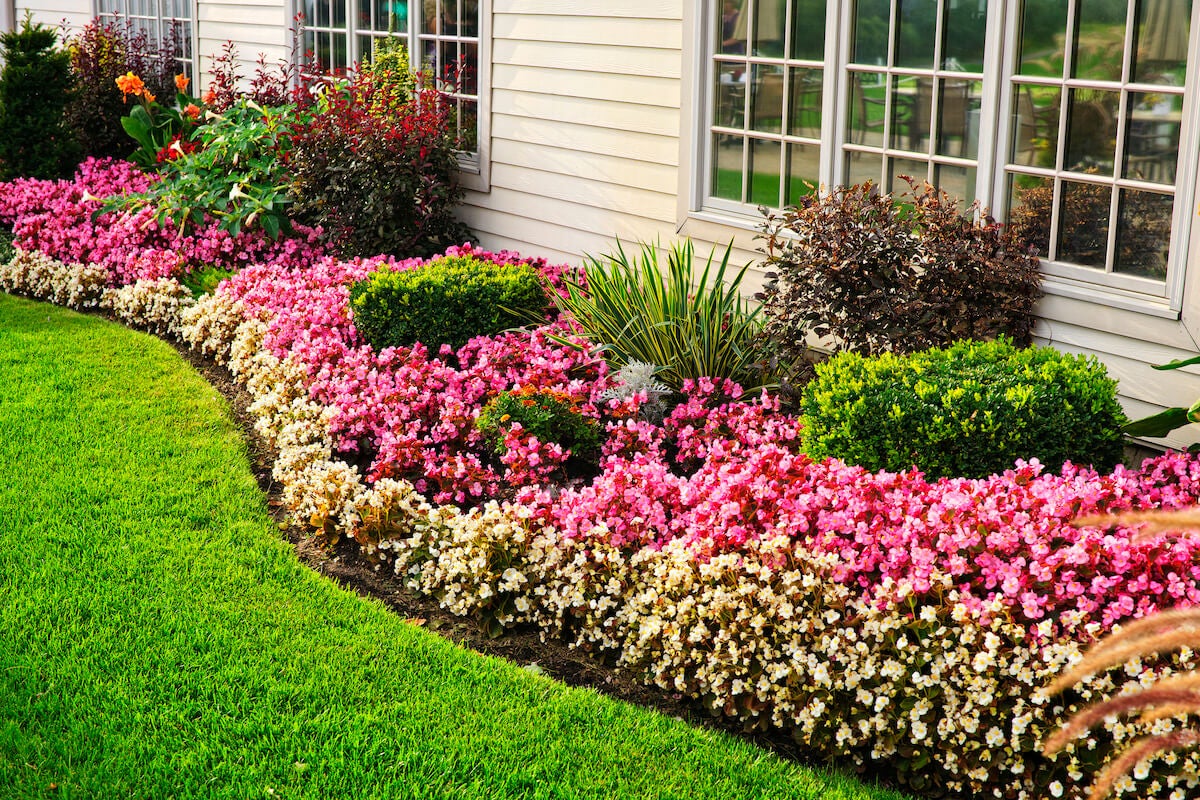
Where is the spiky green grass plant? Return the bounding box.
[553,239,779,392]
[0,292,906,800]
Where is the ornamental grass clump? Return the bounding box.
[553,239,776,392]
[349,255,551,352]
[800,338,1127,479]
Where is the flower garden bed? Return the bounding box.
[5,158,1200,800]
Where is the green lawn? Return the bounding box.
[0,292,907,800]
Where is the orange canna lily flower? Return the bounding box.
[183,103,201,120]
[175,73,189,93]
[202,89,216,105]
[115,71,146,100]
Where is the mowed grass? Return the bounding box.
[0,293,908,800]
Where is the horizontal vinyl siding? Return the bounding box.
[17,0,91,30]
[464,1,686,263]
[196,0,289,92]
[1032,297,1200,449]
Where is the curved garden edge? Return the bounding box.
[0,290,904,800]
[52,286,880,786]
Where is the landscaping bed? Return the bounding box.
[5,155,1200,800]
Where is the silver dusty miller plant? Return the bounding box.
[600,360,673,423]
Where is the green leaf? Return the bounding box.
[1153,355,1200,371]
[1122,407,1191,438]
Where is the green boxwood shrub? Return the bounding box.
[349,255,549,351]
[799,338,1128,479]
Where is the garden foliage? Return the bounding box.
[758,180,1042,358]
[288,49,471,258]
[553,239,775,392]
[0,17,81,180]
[349,254,550,351]
[800,338,1128,479]
[65,17,179,160]
[105,100,301,238]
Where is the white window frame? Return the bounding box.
[295,0,490,190]
[691,0,1199,318]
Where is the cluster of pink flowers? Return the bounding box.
[0,158,325,285]
[211,246,1200,642]
[218,246,609,504]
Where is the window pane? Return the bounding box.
[748,0,786,56]
[787,67,823,136]
[1058,180,1113,268]
[457,99,479,151]
[1064,89,1119,175]
[788,0,827,60]
[1133,0,1191,85]
[461,41,479,95]
[333,0,346,29]
[933,163,976,203]
[750,65,784,133]
[720,0,748,54]
[1072,0,1126,81]
[1010,86,1061,168]
[894,0,937,69]
[942,0,986,71]
[848,71,886,147]
[786,143,820,205]
[1007,174,1055,259]
[1017,0,1068,77]
[889,156,928,194]
[1124,90,1182,183]
[893,75,929,152]
[852,0,890,66]
[748,138,783,206]
[1114,189,1174,280]
[716,63,747,128]
[713,135,745,201]
[846,150,884,189]
[937,78,981,159]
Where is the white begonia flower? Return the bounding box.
[1048,782,1064,798]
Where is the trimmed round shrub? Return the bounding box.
[349,255,550,351]
[476,386,602,461]
[799,338,1127,479]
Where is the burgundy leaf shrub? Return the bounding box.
[287,53,471,258]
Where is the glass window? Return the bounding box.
[95,0,194,78]
[701,0,1196,302]
[303,0,483,157]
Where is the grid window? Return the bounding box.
[302,0,481,156]
[95,0,195,79]
[701,0,1196,305]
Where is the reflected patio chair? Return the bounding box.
[751,70,785,132]
[1014,87,1059,168]
[913,78,972,155]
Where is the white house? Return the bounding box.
[6,0,1200,447]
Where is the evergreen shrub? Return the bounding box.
[349,256,549,351]
[0,17,81,179]
[800,338,1128,479]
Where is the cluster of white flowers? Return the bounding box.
[179,291,246,361]
[0,247,108,309]
[100,278,196,337]
[13,254,1200,800]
